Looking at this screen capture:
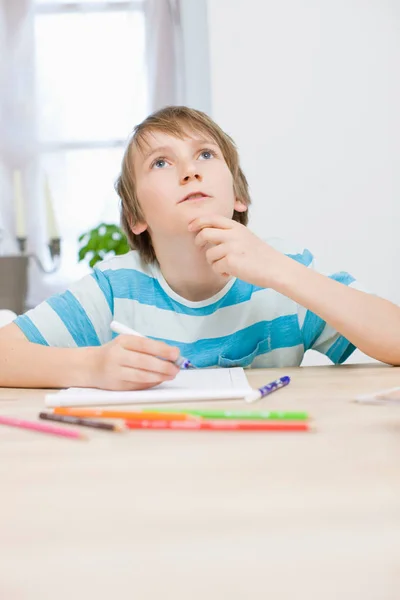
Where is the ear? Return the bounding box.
[127,214,148,235]
[234,199,248,213]
[131,221,148,235]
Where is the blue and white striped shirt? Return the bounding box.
[15,239,360,368]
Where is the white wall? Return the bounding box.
[206,0,400,310]
[180,0,211,114]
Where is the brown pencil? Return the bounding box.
[39,412,125,432]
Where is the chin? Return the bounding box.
[182,201,230,216]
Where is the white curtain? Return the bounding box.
[0,0,51,307]
[0,0,183,308]
[145,0,184,112]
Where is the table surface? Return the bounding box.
[1,365,400,600]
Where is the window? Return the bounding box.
[33,0,148,277]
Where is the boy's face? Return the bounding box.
[130,129,247,237]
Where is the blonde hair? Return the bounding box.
[115,105,251,263]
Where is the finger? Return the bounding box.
[188,214,235,233]
[205,243,227,265]
[120,346,180,377]
[118,334,180,363]
[119,366,171,387]
[194,227,228,249]
[211,256,231,277]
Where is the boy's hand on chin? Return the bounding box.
[188,215,290,288]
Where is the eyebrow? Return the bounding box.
[142,138,219,163]
[142,146,173,162]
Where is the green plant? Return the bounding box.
[78,223,129,268]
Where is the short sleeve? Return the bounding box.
[14,268,114,347]
[295,254,371,364]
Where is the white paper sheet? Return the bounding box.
[45,367,252,407]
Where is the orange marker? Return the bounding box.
[54,407,198,422]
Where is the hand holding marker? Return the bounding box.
[110,320,194,369]
[111,320,290,403]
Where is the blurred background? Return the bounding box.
[0,0,211,307]
[0,0,399,344]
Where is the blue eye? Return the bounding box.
[151,158,168,169]
[199,149,215,160]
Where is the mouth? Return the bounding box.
[178,192,210,204]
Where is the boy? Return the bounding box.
[1,106,399,390]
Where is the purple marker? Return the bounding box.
[244,375,291,404]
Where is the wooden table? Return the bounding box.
[1,365,400,600]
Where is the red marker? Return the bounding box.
[126,419,311,432]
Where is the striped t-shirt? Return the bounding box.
[15,239,360,368]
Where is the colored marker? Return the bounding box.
[125,418,310,432]
[355,386,400,404]
[244,376,291,404]
[0,415,86,440]
[39,412,126,432]
[54,407,198,422]
[141,408,308,421]
[110,320,194,369]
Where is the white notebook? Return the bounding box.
[45,367,252,408]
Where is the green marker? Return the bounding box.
[143,409,309,421]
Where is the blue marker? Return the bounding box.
[110,320,194,369]
[244,376,291,404]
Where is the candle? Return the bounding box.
[44,176,59,239]
[13,169,26,238]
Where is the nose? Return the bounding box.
[179,163,202,185]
